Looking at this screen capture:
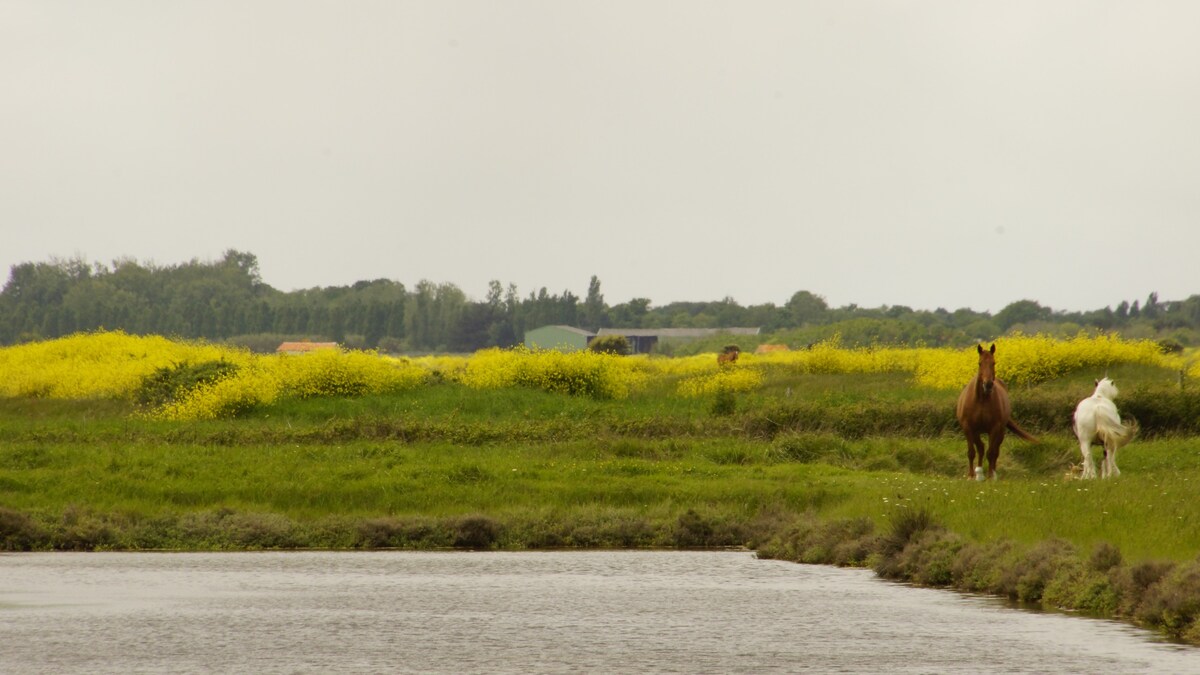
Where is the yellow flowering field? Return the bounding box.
[155,349,430,421]
[912,333,1174,389]
[676,366,764,397]
[741,337,927,375]
[0,331,1187,420]
[453,347,648,399]
[0,332,428,420]
[0,331,252,399]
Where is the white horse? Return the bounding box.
[1073,377,1138,479]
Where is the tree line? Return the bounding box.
[2,250,1198,353]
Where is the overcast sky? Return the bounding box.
[3,2,1198,314]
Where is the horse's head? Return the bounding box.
[1094,377,1118,399]
[976,343,997,394]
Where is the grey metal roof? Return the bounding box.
[531,325,596,337]
[596,327,760,338]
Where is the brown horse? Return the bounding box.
[717,345,740,366]
[955,343,1037,479]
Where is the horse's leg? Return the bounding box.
[1103,441,1121,479]
[965,432,983,478]
[1078,436,1097,479]
[985,430,1005,479]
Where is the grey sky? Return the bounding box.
[3,1,1198,314]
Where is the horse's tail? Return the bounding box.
[1097,415,1139,449]
[1006,419,1038,443]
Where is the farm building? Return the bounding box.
[755,344,790,354]
[596,327,760,354]
[523,325,760,354]
[523,325,595,351]
[276,341,340,355]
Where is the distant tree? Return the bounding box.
[1080,307,1116,330]
[582,275,606,331]
[785,291,829,327]
[712,296,746,326]
[609,297,651,327]
[995,300,1051,331]
[1143,292,1160,319]
[744,302,783,332]
[1181,295,1200,329]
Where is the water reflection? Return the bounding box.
[0,550,1193,674]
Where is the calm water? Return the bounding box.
[0,550,1195,674]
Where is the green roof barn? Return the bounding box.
[523,325,595,351]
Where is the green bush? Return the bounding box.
[1137,560,1200,639]
[0,507,44,551]
[453,515,503,549]
[588,335,631,356]
[135,359,239,408]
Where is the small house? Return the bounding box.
[276,341,340,355]
[754,344,790,355]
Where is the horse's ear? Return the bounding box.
[989,343,996,354]
[1095,379,1099,386]
[976,344,984,355]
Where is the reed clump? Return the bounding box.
[759,509,1200,643]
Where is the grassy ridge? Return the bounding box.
[5,414,1198,559]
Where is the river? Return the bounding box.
[0,550,1195,674]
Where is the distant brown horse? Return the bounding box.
[717,345,740,366]
[955,343,1037,479]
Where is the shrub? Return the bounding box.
[0,507,44,551]
[456,347,645,399]
[1119,387,1200,436]
[453,515,503,549]
[52,506,119,551]
[1158,338,1185,355]
[875,508,940,578]
[677,367,763,398]
[757,515,877,566]
[1009,538,1078,603]
[134,359,240,408]
[224,512,303,549]
[1137,560,1200,638]
[355,517,452,549]
[588,335,631,356]
[1089,542,1123,573]
[903,530,965,586]
[674,509,715,547]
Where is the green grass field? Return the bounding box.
[2,362,1198,556]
